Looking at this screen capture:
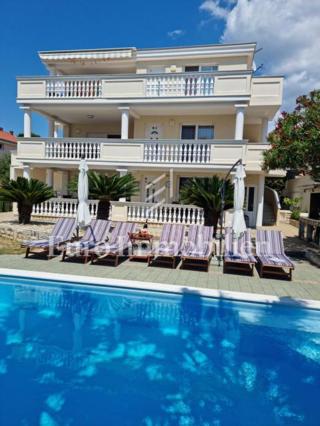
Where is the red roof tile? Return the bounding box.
[0,130,17,144]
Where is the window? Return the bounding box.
[185,65,218,72]
[185,66,199,72]
[200,65,218,72]
[181,125,196,140]
[181,125,214,140]
[198,126,214,140]
[107,134,121,139]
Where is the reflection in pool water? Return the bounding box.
[0,276,319,425]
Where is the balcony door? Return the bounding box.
[180,125,213,163]
[244,186,256,227]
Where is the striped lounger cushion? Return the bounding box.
[224,228,256,264]
[256,230,294,268]
[182,225,213,258]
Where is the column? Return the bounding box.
[22,108,32,137]
[117,168,128,201]
[256,174,265,227]
[234,104,247,140]
[23,165,31,180]
[119,107,130,140]
[261,118,269,142]
[46,169,53,187]
[48,118,55,137]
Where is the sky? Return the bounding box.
[1,0,319,136]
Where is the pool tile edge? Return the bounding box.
[0,267,319,310]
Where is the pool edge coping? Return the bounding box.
[1,267,320,310]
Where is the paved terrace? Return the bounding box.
[0,222,319,302]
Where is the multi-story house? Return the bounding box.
[12,42,283,227]
[0,128,17,154]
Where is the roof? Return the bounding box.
[38,42,257,63]
[0,129,17,144]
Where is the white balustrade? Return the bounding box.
[145,73,214,97]
[124,202,204,225]
[32,198,99,218]
[143,141,211,164]
[45,140,101,160]
[46,79,102,98]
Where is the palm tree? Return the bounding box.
[88,172,139,220]
[0,177,54,224]
[180,176,233,234]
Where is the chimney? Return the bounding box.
[9,130,14,135]
[0,127,3,131]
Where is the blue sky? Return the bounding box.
[1,0,318,136]
[0,0,225,136]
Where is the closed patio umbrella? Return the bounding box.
[76,159,91,228]
[232,163,247,238]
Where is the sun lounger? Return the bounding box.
[22,217,76,259]
[148,223,185,268]
[62,219,111,263]
[256,229,294,280]
[90,222,137,266]
[223,227,256,275]
[181,224,214,271]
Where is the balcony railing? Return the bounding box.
[125,201,204,225]
[145,73,214,97]
[32,198,204,225]
[17,138,267,170]
[46,78,102,98]
[32,198,99,217]
[45,139,101,160]
[18,71,257,100]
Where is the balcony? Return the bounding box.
[16,138,269,171]
[17,71,253,101]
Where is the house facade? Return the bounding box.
[12,42,283,227]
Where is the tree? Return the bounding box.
[17,132,40,138]
[180,176,233,233]
[0,152,11,184]
[264,90,320,181]
[0,177,54,224]
[70,172,139,220]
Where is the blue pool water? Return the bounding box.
[0,276,319,426]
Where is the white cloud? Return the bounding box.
[167,29,185,39]
[200,0,320,111]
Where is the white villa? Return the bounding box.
[12,42,283,227]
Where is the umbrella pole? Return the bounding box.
[218,158,243,267]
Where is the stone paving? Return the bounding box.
[0,212,319,301]
[0,249,319,301]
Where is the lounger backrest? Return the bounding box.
[169,224,185,250]
[186,224,213,253]
[256,230,285,255]
[51,218,76,241]
[109,221,137,245]
[158,223,185,254]
[224,227,253,256]
[82,220,110,243]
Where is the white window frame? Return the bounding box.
[180,124,215,140]
[184,65,218,72]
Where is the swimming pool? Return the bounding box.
[0,274,319,426]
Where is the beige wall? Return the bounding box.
[133,115,236,139]
[67,116,262,142]
[70,122,134,138]
[244,124,261,143]
[136,55,249,74]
